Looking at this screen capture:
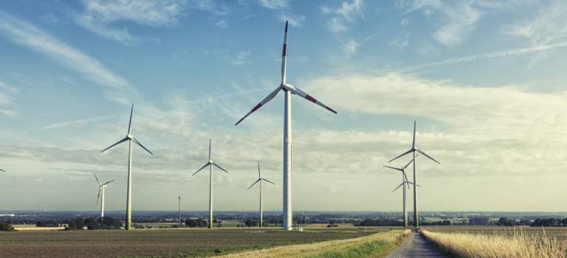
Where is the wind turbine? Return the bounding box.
[101,104,153,230]
[384,155,419,228]
[94,173,115,219]
[247,162,275,228]
[235,21,337,231]
[178,196,182,225]
[388,121,439,228]
[192,139,228,229]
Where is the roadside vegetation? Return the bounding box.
[222,229,410,258]
[422,228,567,258]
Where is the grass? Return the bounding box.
[422,228,567,258]
[0,227,376,258]
[221,229,410,258]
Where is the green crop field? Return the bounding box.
[0,228,379,258]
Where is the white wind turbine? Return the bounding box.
[235,21,337,231]
[388,121,439,228]
[247,162,275,228]
[101,104,153,230]
[94,173,115,219]
[192,139,228,229]
[384,154,420,228]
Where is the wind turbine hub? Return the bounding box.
[127,134,133,139]
[209,160,213,164]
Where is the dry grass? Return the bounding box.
[422,228,567,258]
[221,229,411,258]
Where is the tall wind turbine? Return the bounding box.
[247,162,275,228]
[94,173,115,219]
[235,21,337,231]
[384,155,418,228]
[178,196,182,225]
[388,121,439,227]
[101,104,153,230]
[192,139,228,229]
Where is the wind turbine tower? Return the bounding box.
[388,121,439,227]
[247,162,275,227]
[235,21,337,231]
[94,173,115,218]
[192,139,228,229]
[101,104,153,230]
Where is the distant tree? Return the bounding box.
[84,217,98,230]
[496,217,517,226]
[468,217,490,225]
[562,218,567,226]
[99,217,121,229]
[0,222,14,231]
[245,219,258,227]
[74,217,85,230]
[442,220,452,225]
[185,218,207,228]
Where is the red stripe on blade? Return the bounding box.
[305,95,317,103]
[282,44,287,57]
[251,103,262,112]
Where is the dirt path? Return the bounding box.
[387,232,447,258]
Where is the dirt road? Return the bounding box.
[387,232,447,258]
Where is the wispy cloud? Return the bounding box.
[343,39,359,56]
[279,13,305,27]
[74,0,228,45]
[322,0,364,34]
[0,11,137,104]
[230,50,252,66]
[259,0,289,10]
[392,41,567,72]
[215,20,228,29]
[0,78,17,117]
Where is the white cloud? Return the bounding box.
[230,50,252,66]
[502,1,567,47]
[215,20,228,29]
[390,34,410,49]
[279,13,305,27]
[343,39,359,56]
[0,12,137,104]
[0,79,17,117]
[75,0,228,45]
[259,0,289,10]
[322,0,364,34]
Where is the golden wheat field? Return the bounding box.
[422,226,567,258]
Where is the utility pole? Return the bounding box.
[178,196,182,225]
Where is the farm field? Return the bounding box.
[0,227,381,258]
[423,226,567,244]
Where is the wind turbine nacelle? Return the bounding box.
[127,134,133,139]
[282,84,295,92]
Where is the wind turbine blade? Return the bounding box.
[287,85,337,114]
[213,163,228,173]
[93,173,101,186]
[412,120,416,149]
[101,137,128,153]
[416,149,439,164]
[392,183,403,193]
[247,179,261,190]
[402,153,419,170]
[102,179,115,186]
[192,163,210,176]
[281,20,288,84]
[383,165,403,172]
[388,149,413,163]
[208,139,212,161]
[127,104,134,134]
[235,86,282,126]
[96,189,101,204]
[257,162,261,178]
[0,168,5,172]
[407,181,422,188]
[262,178,276,185]
[403,171,410,184]
[132,137,153,155]
[406,181,411,190]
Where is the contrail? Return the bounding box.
[396,42,567,72]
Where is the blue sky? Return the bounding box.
[1,0,567,212]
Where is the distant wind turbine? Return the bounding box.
[192,139,228,229]
[247,162,275,228]
[384,154,419,228]
[101,104,153,230]
[93,173,114,219]
[235,21,337,231]
[388,121,439,228]
[178,196,182,225]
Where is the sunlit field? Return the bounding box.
[0,228,381,258]
[422,226,567,258]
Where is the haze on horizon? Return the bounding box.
[0,0,566,213]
